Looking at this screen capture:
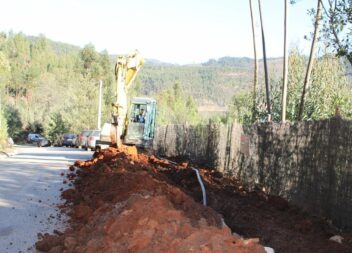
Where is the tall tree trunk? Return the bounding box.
[258,0,271,121]
[249,0,259,122]
[281,0,289,122]
[298,0,322,120]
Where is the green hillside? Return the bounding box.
[0,32,265,140]
[136,56,283,106]
[137,64,251,106]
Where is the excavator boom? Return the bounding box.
[111,50,144,147]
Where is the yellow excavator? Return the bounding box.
[96,50,157,151]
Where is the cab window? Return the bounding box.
[130,104,147,123]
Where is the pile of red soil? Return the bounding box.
[35,147,265,253]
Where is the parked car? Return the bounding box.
[87,130,101,151]
[74,135,81,148]
[27,133,45,143]
[62,133,76,147]
[37,137,51,147]
[72,135,78,148]
[77,130,93,149]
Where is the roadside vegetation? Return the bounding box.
[233,0,352,124]
[232,50,352,124]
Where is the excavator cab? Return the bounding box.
[96,97,156,151]
[124,97,157,147]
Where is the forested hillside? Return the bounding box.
[0,31,350,146]
[0,32,266,143]
[137,56,282,106]
[138,64,250,106]
[0,32,115,143]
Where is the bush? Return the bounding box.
[25,121,44,134]
[0,109,8,149]
[47,112,69,142]
[3,105,22,142]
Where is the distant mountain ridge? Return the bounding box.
[24,34,281,67]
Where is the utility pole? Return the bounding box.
[281,0,289,122]
[98,80,102,130]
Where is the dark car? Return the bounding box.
[77,130,92,149]
[62,133,76,147]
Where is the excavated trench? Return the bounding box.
[36,147,352,253]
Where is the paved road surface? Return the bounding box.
[0,145,92,253]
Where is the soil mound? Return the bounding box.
[36,147,265,253]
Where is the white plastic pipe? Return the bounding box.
[264,247,275,253]
[155,155,207,206]
[191,167,207,206]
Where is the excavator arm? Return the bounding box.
[112,50,144,147]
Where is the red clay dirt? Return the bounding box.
[35,147,265,253]
[36,147,352,253]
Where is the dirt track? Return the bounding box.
[36,147,352,253]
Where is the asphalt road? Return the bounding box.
[0,145,92,253]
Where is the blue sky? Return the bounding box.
[0,0,316,64]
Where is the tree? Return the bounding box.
[258,0,272,121]
[0,51,10,143]
[25,121,44,135]
[298,0,323,120]
[156,82,200,125]
[231,91,253,124]
[3,105,22,141]
[0,111,7,148]
[249,0,259,122]
[281,0,289,122]
[321,0,352,66]
[6,33,31,102]
[79,44,102,79]
[47,112,69,142]
[0,51,10,74]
